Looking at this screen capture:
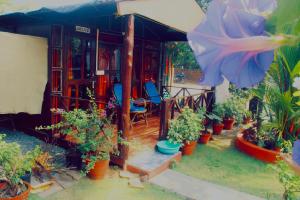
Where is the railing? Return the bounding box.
[159,86,215,139]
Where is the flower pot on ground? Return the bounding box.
[198,131,212,144]
[222,98,244,129]
[212,123,224,135]
[37,89,126,180]
[167,107,203,156]
[182,141,198,155]
[0,135,41,200]
[223,117,235,130]
[86,159,109,180]
[197,107,212,144]
[207,104,225,135]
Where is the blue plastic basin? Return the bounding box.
[156,140,181,154]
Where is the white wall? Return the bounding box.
[215,78,231,103]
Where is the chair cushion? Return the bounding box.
[113,84,123,106]
[130,104,146,113]
[151,96,161,105]
[145,81,161,104]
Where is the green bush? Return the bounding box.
[37,89,125,174]
[167,107,203,144]
[271,160,300,200]
[207,103,224,124]
[0,134,41,198]
[222,98,245,124]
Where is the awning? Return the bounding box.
[117,0,204,33]
[0,0,204,34]
[0,32,48,114]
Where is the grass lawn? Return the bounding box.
[174,133,283,200]
[29,173,183,200]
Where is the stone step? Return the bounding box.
[150,170,265,200]
[125,149,182,179]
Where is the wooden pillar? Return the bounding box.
[159,99,171,140]
[120,15,135,160]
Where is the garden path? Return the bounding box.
[150,168,264,200]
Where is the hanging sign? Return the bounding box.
[75,26,91,34]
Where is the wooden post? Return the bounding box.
[120,15,135,160]
[159,99,171,140]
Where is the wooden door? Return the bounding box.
[65,36,96,110]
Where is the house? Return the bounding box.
[0,0,213,166]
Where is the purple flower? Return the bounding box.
[292,140,300,165]
[188,0,280,88]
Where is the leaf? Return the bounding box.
[291,61,300,78]
[293,91,300,97]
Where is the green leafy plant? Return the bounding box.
[244,110,252,119]
[271,160,300,200]
[222,98,244,124]
[167,107,203,144]
[37,89,124,174]
[207,104,224,124]
[0,134,41,198]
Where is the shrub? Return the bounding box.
[167,107,203,144]
[37,89,124,174]
[0,134,41,198]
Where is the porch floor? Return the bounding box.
[129,115,160,151]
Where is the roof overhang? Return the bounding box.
[117,0,204,33]
[0,0,204,41]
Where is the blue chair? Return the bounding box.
[144,81,162,111]
[113,84,147,127]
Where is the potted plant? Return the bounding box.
[37,90,122,180]
[222,99,243,130]
[197,107,211,144]
[243,110,252,124]
[208,104,224,135]
[167,107,203,155]
[0,134,41,200]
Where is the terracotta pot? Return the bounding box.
[236,133,281,163]
[198,132,211,144]
[87,159,109,180]
[243,117,251,125]
[274,147,281,152]
[223,118,235,130]
[0,182,31,200]
[212,123,224,135]
[182,141,197,155]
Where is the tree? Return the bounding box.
[167,0,212,70]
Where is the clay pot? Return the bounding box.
[223,118,235,130]
[0,182,31,200]
[236,134,281,163]
[243,117,251,125]
[274,147,281,152]
[199,132,211,144]
[182,141,197,155]
[212,123,224,135]
[87,159,109,180]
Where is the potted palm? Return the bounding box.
[197,107,211,144]
[167,107,203,155]
[209,104,224,135]
[0,135,41,200]
[37,90,121,180]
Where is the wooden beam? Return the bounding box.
[120,15,135,160]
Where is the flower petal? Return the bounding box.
[188,0,278,88]
[293,140,300,165]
